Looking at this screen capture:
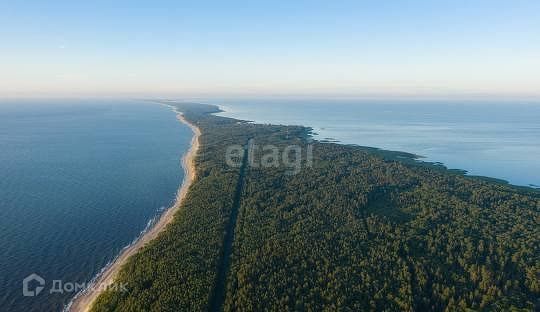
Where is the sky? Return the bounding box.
[1,0,539,99]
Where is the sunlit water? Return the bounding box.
[216,99,540,187]
[0,100,191,311]
[1,98,538,311]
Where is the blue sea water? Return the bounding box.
[1,98,538,311]
[0,100,191,311]
[216,99,540,187]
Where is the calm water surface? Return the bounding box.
[216,99,540,187]
[1,98,538,311]
[0,100,191,311]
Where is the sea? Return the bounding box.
[215,99,540,188]
[1,98,539,311]
[0,100,192,311]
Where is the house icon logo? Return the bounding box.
[23,273,45,297]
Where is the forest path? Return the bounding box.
[209,139,250,312]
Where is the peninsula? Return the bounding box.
[84,102,539,311]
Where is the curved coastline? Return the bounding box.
[69,102,540,311]
[67,109,200,312]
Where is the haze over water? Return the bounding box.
[216,99,540,188]
[0,100,191,311]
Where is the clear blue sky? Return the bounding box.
[1,0,539,98]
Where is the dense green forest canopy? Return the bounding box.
[91,102,539,311]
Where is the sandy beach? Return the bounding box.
[67,111,200,312]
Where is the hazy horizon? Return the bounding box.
[2,95,540,103]
[2,1,539,98]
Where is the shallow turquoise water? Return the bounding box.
[0,100,191,311]
[216,99,540,187]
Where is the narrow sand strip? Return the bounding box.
[68,112,200,312]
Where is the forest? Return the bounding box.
[91,102,539,311]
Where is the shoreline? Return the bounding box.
[65,102,539,311]
[214,105,540,191]
[67,110,200,312]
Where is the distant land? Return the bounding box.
[85,101,539,311]
[215,99,540,188]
